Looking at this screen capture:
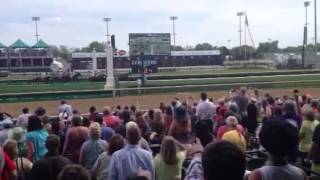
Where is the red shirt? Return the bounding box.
[1,151,16,180]
[217,125,245,140]
[103,115,120,129]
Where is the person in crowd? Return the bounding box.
[95,115,114,142]
[216,115,245,140]
[88,106,98,122]
[311,100,319,113]
[26,115,48,162]
[271,106,284,121]
[91,134,125,180]
[121,109,132,124]
[58,100,73,116]
[154,136,186,180]
[169,106,192,143]
[231,87,249,118]
[0,121,14,146]
[58,164,91,180]
[8,127,27,157]
[3,139,32,179]
[248,120,306,180]
[149,119,166,146]
[102,106,120,130]
[185,139,246,180]
[195,92,215,131]
[16,107,31,128]
[79,122,108,170]
[299,110,319,165]
[31,135,71,180]
[164,106,173,132]
[221,116,247,151]
[146,109,155,125]
[159,102,166,113]
[195,120,214,147]
[308,118,320,173]
[282,101,302,129]
[135,111,151,140]
[108,122,155,180]
[245,103,259,135]
[34,107,46,119]
[63,116,89,163]
[1,146,17,180]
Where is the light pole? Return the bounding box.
[103,17,115,90]
[228,39,231,49]
[103,17,112,45]
[170,16,178,47]
[315,0,318,54]
[237,12,245,59]
[32,17,40,43]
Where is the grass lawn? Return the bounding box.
[1,73,320,94]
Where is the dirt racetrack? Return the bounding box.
[1,87,320,117]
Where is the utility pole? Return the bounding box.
[237,12,245,59]
[170,16,178,47]
[32,17,40,43]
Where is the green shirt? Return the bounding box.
[299,120,319,152]
[154,151,186,180]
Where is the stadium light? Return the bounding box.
[103,17,112,45]
[169,16,178,46]
[237,12,245,58]
[305,1,311,46]
[32,16,40,43]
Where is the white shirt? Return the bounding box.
[196,99,216,120]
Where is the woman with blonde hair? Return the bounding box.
[221,116,247,151]
[154,136,186,180]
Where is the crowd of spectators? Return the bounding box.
[0,87,319,180]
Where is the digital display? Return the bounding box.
[129,33,171,55]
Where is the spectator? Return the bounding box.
[164,106,173,131]
[79,122,108,170]
[58,165,91,180]
[31,135,71,180]
[231,87,249,118]
[8,127,27,157]
[88,106,98,122]
[26,115,48,162]
[185,140,246,180]
[0,121,14,146]
[16,107,31,128]
[195,92,215,131]
[102,106,120,130]
[244,103,259,134]
[195,120,214,147]
[308,119,320,173]
[96,115,114,142]
[58,100,73,117]
[282,101,302,129]
[63,116,89,163]
[91,135,125,180]
[1,146,17,180]
[248,120,306,180]
[221,116,247,151]
[108,122,155,180]
[299,110,319,164]
[216,115,245,140]
[135,111,151,140]
[169,106,192,143]
[154,136,186,180]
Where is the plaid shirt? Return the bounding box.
[184,157,204,180]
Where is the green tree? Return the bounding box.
[171,45,184,51]
[256,40,279,54]
[230,45,257,60]
[194,43,214,50]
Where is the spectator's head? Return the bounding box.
[58,165,91,180]
[225,116,238,128]
[273,106,283,116]
[304,110,315,121]
[51,117,61,135]
[82,117,90,128]
[283,101,297,116]
[22,107,29,114]
[27,115,43,132]
[267,97,275,106]
[126,122,141,145]
[60,100,67,105]
[71,116,82,127]
[148,109,155,121]
[34,106,46,117]
[46,134,61,154]
[2,139,18,160]
[311,100,319,109]
[95,115,103,126]
[259,120,298,157]
[175,106,189,123]
[121,110,131,124]
[130,105,137,113]
[108,134,125,155]
[154,110,163,123]
[160,136,178,165]
[229,103,239,114]
[165,106,173,116]
[102,106,111,116]
[202,141,246,180]
[89,106,96,114]
[89,122,101,140]
[201,92,208,101]
[195,120,213,147]
[116,105,121,110]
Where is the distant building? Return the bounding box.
[0,39,53,72]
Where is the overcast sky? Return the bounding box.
[0,0,317,50]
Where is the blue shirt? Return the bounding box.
[26,129,48,161]
[108,144,155,180]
